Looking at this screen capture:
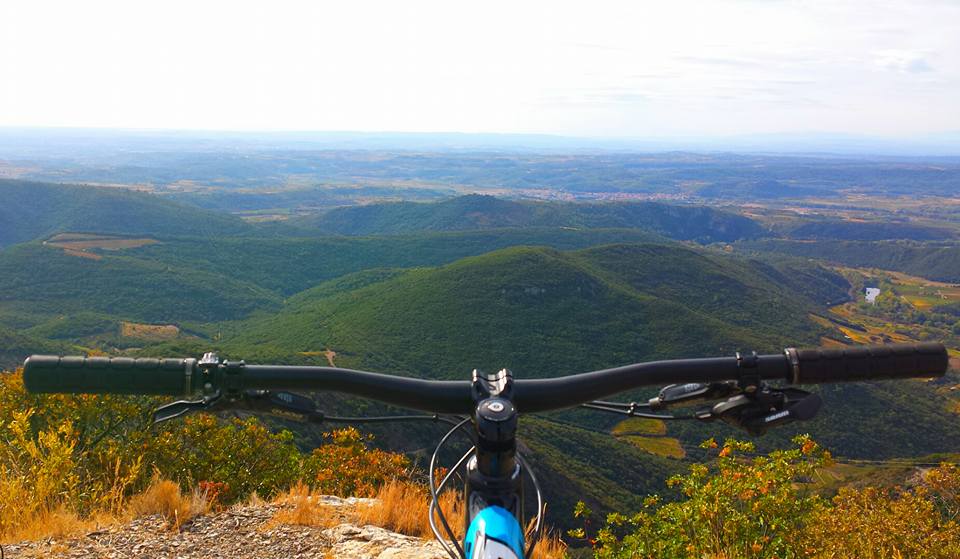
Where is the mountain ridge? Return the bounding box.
[296,195,767,242]
[0,179,252,247]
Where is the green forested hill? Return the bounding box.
[572,244,850,325]
[0,243,281,325]
[519,416,679,525]
[0,179,252,247]
[295,195,767,242]
[0,325,67,368]
[227,243,838,376]
[0,228,664,353]
[0,228,666,360]
[783,220,958,241]
[130,228,666,295]
[738,239,960,282]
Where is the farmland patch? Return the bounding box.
[120,321,180,340]
[44,233,159,258]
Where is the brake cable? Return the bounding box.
[580,401,697,420]
[319,413,475,440]
[429,417,472,559]
[517,452,545,558]
[430,446,475,559]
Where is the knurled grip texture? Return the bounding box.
[23,355,197,395]
[789,342,948,384]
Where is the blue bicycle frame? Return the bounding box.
[464,506,526,558]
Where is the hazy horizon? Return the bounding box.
[1,125,959,157]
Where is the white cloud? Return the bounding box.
[874,50,935,73]
[0,0,957,137]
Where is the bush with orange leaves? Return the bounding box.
[301,427,410,497]
[801,465,960,559]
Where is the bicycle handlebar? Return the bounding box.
[787,343,948,384]
[22,356,199,396]
[22,342,949,414]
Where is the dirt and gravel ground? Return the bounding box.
[2,498,446,559]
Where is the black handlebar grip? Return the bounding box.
[23,355,198,396]
[786,342,949,384]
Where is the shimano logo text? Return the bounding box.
[765,410,790,423]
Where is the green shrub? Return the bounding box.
[573,436,828,559]
[0,369,409,538]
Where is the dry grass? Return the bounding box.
[356,481,568,557]
[268,479,568,556]
[127,478,210,529]
[243,491,268,507]
[530,529,568,559]
[524,505,568,559]
[2,479,204,543]
[0,508,103,544]
[356,480,464,540]
[4,478,569,557]
[268,482,343,529]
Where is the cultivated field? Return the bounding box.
[817,266,960,412]
[120,322,180,340]
[46,233,159,252]
[611,418,685,459]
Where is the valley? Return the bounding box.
[1,151,959,533]
[811,267,960,358]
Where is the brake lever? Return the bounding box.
[697,386,822,436]
[648,381,740,410]
[152,395,218,423]
[152,390,323,424]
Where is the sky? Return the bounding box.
[0,0,958,139]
